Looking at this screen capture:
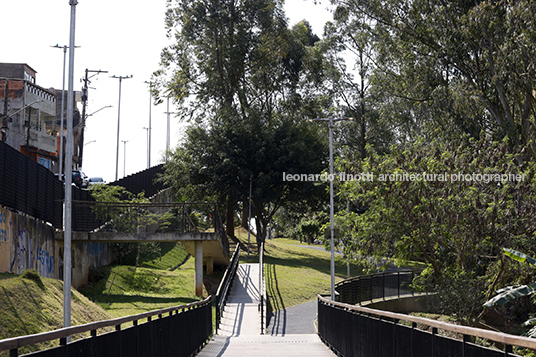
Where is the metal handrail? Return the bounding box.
[215,245,241,333]
[259,241,266,334]
[318,295,536,351]
[0,296,213,354]
[335,269,422,305]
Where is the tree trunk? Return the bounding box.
[226,197,235,238]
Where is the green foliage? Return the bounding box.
[337,136,536,322]
[88,185,177,267]
[484,249,536,338]
[79,242,199,319]
[504,248,536,268]
[154,0,333,244]
[332,0,536,157]
[161,113,328,244]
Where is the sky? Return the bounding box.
[2,0,333,183]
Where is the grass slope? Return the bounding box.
[263,238,364,311]
[79,242,208,318]
[233,228,363,310]
[0,271,112,356]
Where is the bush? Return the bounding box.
[21,269,45,289]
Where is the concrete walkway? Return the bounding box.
[197,263,335,357]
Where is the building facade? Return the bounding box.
[0,63,81,175]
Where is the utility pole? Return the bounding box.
[64,0,78,341]
[111,75,132,181]
[78,69,107,168]
[247,175,252,258]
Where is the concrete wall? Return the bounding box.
[0,205,114,288]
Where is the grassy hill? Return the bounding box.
[0,242,210,355]
[0,270,112,356]
[78,242,210,318]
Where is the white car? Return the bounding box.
[88,177,105,186]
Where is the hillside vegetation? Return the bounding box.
[0,270,112,356]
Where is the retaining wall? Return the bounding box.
[0,205,114,288]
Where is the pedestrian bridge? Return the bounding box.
[57,201,230,295]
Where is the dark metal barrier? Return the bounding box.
[0,140,166,230]
[0,141,63,228]
[109,164,164,199]
[0,296,213,357]
[335,270,420,305]
[214,245,240,334]
[318,296,527,357]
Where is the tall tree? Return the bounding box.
[161,114,328,245]
[154,1,331,241]
[331,0,536,156]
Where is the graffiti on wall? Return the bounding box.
[37,246,54,274]
[88,242,101,256]
[10,223,33,273]
[0,211,8,246]
[0,206,56,277]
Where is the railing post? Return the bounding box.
[215,295,220,334]
[462,334,470,357]
[411,322,416,357]
[432,327,437,356]
[397,271,400,298]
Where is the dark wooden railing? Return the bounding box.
[0,296,213,357]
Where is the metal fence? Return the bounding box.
[318,296,528,357]
[109,165,164,199]
[70,201,229,257]
[0,297,213,357]
[0,141,166,231]
[335,270,420,305]
[0,141,63,228]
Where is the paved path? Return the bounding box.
[197,263,335,357]
[267,300,317,335]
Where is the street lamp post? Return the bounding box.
[51,45,67,180]
[247,175,252,259]
[111,75,132,181]
[144,81,152,169]
[64,0,78,340]
[122,140,128,178]
[311,116,352,301]
[143,127,150,168]
[164,98,175,161]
